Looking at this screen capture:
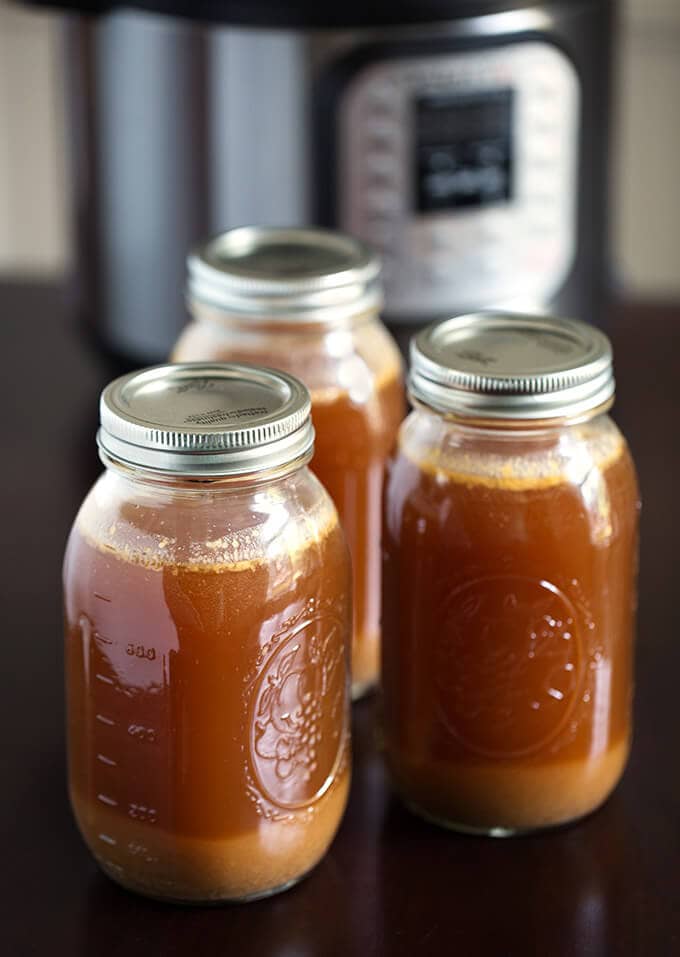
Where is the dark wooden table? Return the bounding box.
[2,283,679,956]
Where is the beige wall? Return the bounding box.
[0,0,679,296]
[0,5,69,275]
[614,0,680,297]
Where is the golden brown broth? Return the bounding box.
[311,370,404,690]
[64,506,350,899]
[382,430,639,829]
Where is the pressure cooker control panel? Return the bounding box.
[338,42,579,319]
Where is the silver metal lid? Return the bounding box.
[409,313,615,421]
[98,362,314,476]
[187,226,382,323]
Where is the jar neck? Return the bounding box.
[188,299,381,337]
[412,398,614,439]
[100,448,312,494]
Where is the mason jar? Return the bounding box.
[172,227,405,698]
[382,313,640,835]
[63,363,351,902]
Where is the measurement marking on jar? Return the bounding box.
[96,714,116,726]
[95,633,114,646]
[94,593,112,603]
[128,803,158,824]
[98,833,117,846]
[95,673,115,685]
[127,841,158,864]
[97,794,118,807]
[126,643,156,661]
[97,753,117,767]
[127,723,156,743]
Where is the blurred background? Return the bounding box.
[1,0,678,302]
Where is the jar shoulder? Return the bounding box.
[395,411,635,491]
[173,316,404,398]
[65,467,342,573]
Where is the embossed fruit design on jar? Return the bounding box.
[249,602,347,812]
[64,363,351,902]
[382,314,640,834]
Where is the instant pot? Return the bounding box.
[39,0,615,361]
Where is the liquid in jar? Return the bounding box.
[383,419,638,832]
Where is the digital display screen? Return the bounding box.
[415,89,514,212]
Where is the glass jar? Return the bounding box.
[173,227,405,698]
[63,363,351,902]
[382,314,640,835]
